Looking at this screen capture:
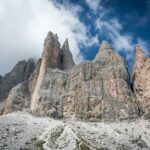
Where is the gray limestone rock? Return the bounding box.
[1,31,149,122]
[60,39,75,70]
[132,45,150,118]
[0,82,30,115]
[30,36,140,121]
[43,31,61,69]
[0,59,35,102]
[28,59,41,95]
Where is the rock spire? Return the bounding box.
[60,38,75,70]
[132,45,150,118]
[1,31,150,121]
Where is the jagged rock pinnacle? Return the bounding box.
[31,31,61,112]
[132,45,150,118]
[94,40,123,62]
[100,40,112,51]
[2,31,150,122]
[43,31,61,69]
[31,32,75,112]
[42,33,75,70]
[60,38,75,70]
[134,45,147,62]
[44,31,60,48]
[62,38,69,50]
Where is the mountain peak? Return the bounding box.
[134,45,147,62]
[44,31,60,48]
[94,41,116,61]
[62,38,69,51]
[60,38,75,70]
[1,31,150,124]
[42,31,61,69]
[100,40,112,51]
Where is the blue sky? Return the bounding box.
[60,0,150,70]
[0,0,149,74]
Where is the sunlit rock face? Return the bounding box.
[42,31,61,69]
[30,37,139,121]
[132,45,150,119]
[30,32,61,113]
[60,38,75,70]
[30,32,75,114]
[1,31,150,121]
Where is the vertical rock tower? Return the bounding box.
[1,31,150,121]
[31,32,61,112]
[31,32,75,114]
[60,39,75,70]
[132,45,150,118]
[30,34,139,121]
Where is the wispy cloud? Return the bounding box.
[0,0,149,75]
[0,0,98,75]
[96,18,134,52]
[85,0,101,12]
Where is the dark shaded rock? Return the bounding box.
[60,38,75,70]
[0,59,35,102]
[28,59,41,95]
[24,59,36,80]
[1,82,30,115]
[1,31,149,121]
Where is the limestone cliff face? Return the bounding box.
[42,31,61,69]
[30,32,60,112]
[28,59,41,95]
[1,31,150,121]
[60,39,75,70]
[132,45,150,119]
[30,37,139,121]
[0,83,30,115]
[0,59,35,102]
[30,32,75,113]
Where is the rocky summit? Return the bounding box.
[132,45,150,119]
[0,31,150,122]
[0,31,150,150]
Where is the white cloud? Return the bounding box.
[0,0,148,75]
[0,0,98,75]
[85,0,101,12]
[96,18,134,52]
[95,16,150,62]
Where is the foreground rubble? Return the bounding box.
[0,111,150,150]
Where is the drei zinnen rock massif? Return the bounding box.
[0,31,150,150]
